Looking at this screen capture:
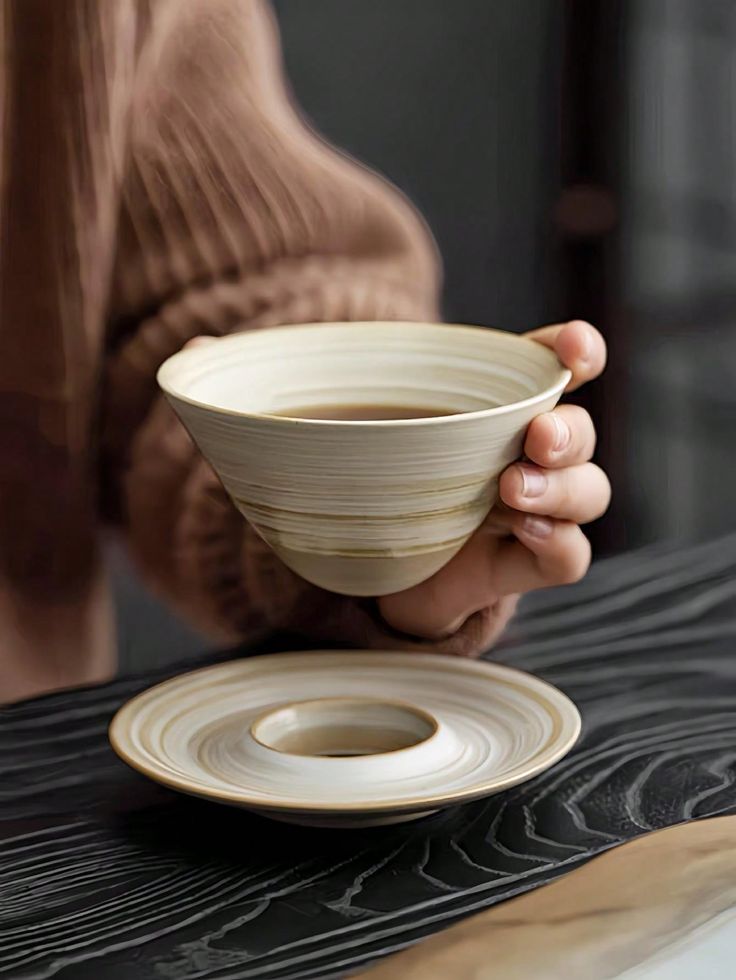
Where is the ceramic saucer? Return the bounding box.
[109,651,581,828]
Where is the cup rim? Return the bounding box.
[157,321,572,426]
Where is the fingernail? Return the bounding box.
[578,327,593,364]
[522,515,554,538]
[551,414,570,451]
[518,464,547,498]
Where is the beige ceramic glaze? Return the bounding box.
[250,697,439,757]
[108,651,581,828]
[157,322,570,596]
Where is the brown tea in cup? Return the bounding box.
[273,404,458,421]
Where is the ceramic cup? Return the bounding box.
[157,321,570,596]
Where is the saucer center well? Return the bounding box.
[250,697,437,758]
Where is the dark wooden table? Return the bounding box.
[2,535,735,980]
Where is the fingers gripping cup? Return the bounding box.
[157,322,570,596]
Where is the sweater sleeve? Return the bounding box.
[102,0,516,655]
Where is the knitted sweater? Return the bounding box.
[0,0,515,701]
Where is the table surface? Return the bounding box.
[2,534,735,980]
[357,815,736,979]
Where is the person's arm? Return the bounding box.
[101,0,518,654]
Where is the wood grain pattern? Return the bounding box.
[1,533,735,979]
[357,815,736,979]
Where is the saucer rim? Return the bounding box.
[108,651,582,816]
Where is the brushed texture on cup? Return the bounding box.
[158,322,570,596]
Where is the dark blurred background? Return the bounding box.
[115,0,736,670]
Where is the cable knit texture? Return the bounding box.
[0,0,516,700]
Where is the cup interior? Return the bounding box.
[159,322,569,421]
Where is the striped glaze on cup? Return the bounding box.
[157,322,571,596]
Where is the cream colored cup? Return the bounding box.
[157,322,570,596]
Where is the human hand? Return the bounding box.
[378,320,609,644]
